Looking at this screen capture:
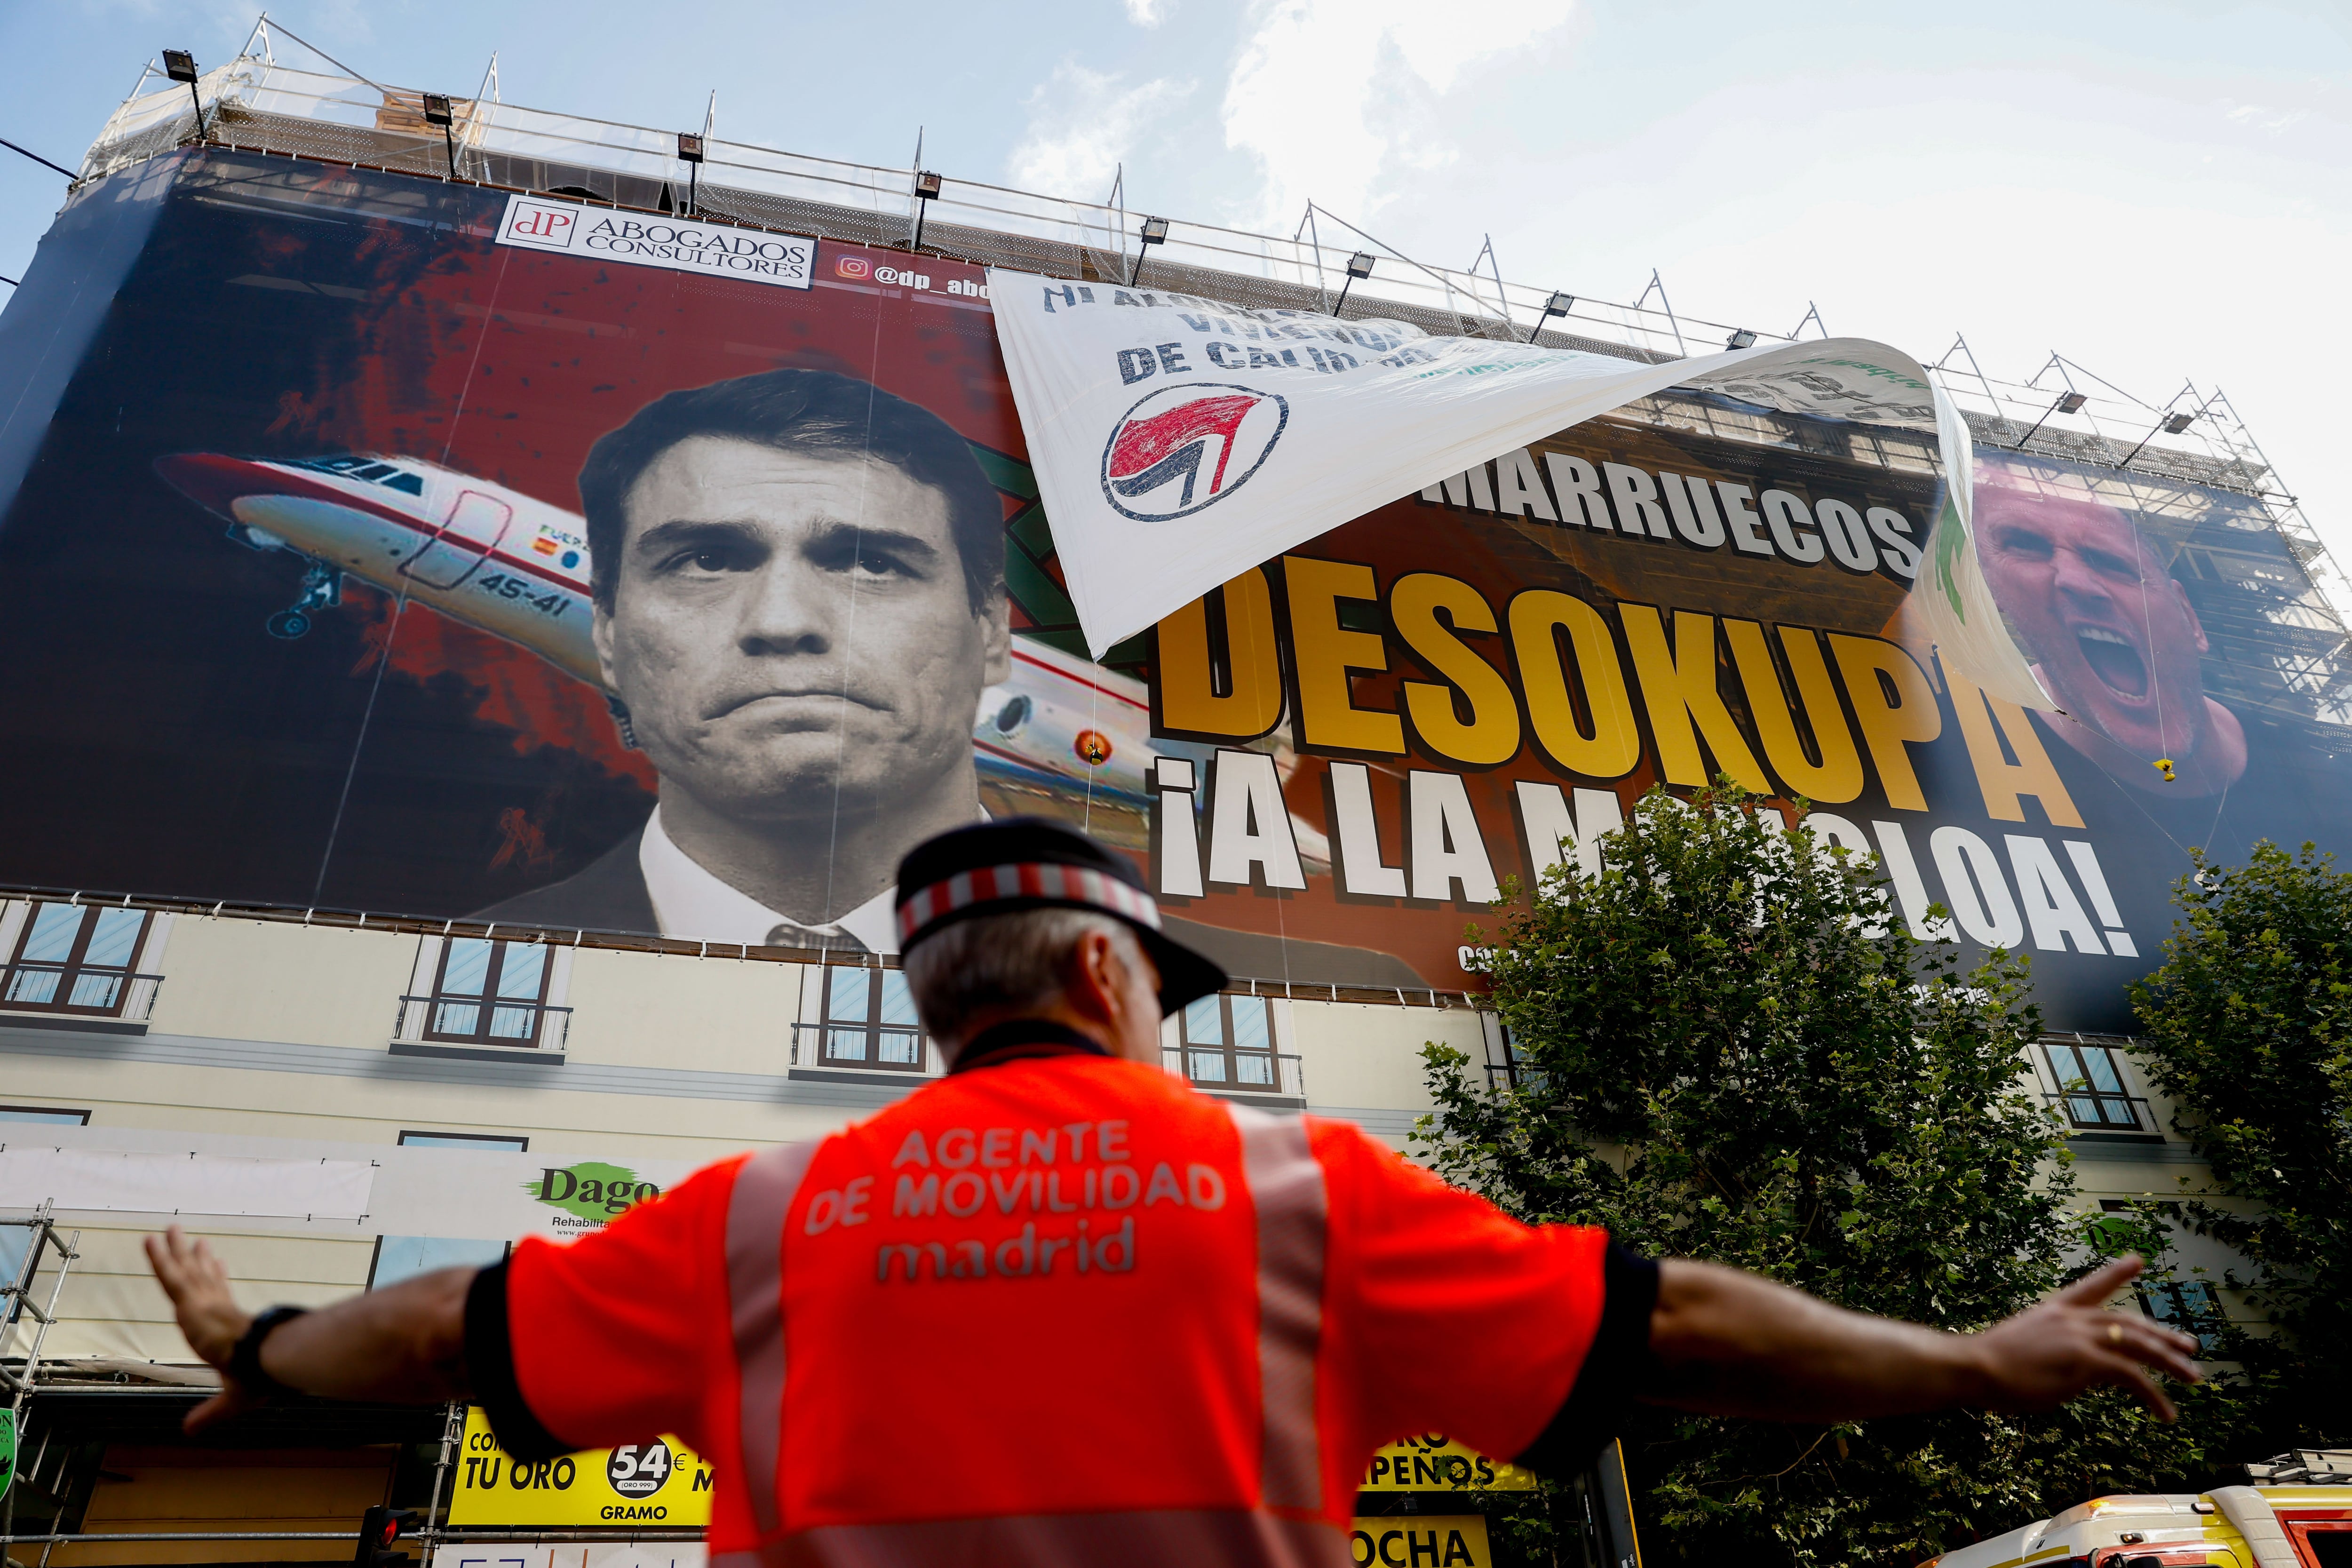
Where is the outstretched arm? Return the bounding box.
[1646,1254,2201,1422]
[144,1225,474,1432]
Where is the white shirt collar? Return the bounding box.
[636,804,901,954]
[830,883,903,955]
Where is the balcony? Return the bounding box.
[788,1020,944,1082]
[2034,1036,2162,1139]
[0,961,164,1034]
[2041,1086,2159,1136]
[391,993,571,1062]
[1483,1059,1549,1094]
[1164,1045,1306,1107]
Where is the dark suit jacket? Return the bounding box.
[474,828,1429,987]
[475,833,657,934]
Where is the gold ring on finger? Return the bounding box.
[2107,1322,2124,1344]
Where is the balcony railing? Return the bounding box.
[1484,1060,1549,1094]
[2041,1089,2158,1135]
[394,994,570,1052]
[0,963,164,1022]
[1164,1046,1306,1101]
[789,1021,939,1075]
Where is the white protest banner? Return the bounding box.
[0,1146,375,1220]
[986,270,2044,710]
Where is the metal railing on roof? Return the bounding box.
[75,59,1719,364]
[77,44,2328,497]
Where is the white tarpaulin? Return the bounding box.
[0,1146,376,1219]
[986,269,2048,711]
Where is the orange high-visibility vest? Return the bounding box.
[474,1041,1640,1568]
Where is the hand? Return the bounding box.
[143,1224,259,1432]
[1967,1256,2203,1421]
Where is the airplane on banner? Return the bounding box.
[153,450,1332,861]
[155,451,604,683]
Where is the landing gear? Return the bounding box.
[265,561,343,640]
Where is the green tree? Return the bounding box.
[2130,841,2352,1446]
[1418,783,2239,1568]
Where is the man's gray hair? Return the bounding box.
[903,907,1146,1046]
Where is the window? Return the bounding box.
[2137,1277,2224,1353]
[3,904,154,1016]
[1486,1022,1545,1092]
[2040,1040,2148,1131]
[424,939,556,1047]
[1179,995,1278,1090]
[398,1131,528,1152]
[2298,1530,2352,1568]
[367,1235,510,1290]
[1,1226,30,1298]
[819,968,925,1070]
[0,1106,90,1126]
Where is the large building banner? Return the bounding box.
[0,148,2345,1030]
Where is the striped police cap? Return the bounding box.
[894,817,1225,1014]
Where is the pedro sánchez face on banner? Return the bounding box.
[1976,454,2247,796]
[482,370,1009,948]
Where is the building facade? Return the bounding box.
[0,890,2224,1565]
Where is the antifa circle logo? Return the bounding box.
[1099,383,1288,522]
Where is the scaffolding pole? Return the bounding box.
[2,1205,81,1559]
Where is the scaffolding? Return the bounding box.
[46,17,2352,734]
[1926,342,2352,731]
[2,1205,79,1561]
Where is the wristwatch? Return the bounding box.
[227,1305,309,1398]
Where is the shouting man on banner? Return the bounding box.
[150,817,2201,1568]
[1976,453,2249,796]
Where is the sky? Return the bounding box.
[2,0,2347,573]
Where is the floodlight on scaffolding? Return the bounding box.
[421,94,460,180]
[1726,328,1758,350]
[1540,292,1575,320]
[910,169,944,249]
[1130,217,1170,285]
[163,49,207,139]
[1331,252,1375,317]
[679,133,707,218]
[2119,408,2198,469]
[2016,387,2091,448]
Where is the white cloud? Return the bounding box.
[2222,100,2308,135]
[1124,0,1170,27]
[1219,0,1575,226]
[1007,62,1194,201]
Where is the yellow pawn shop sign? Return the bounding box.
[1361,1434,1538,1492]
[1350,1517,1494,1567]
[447,1408,714,1528]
